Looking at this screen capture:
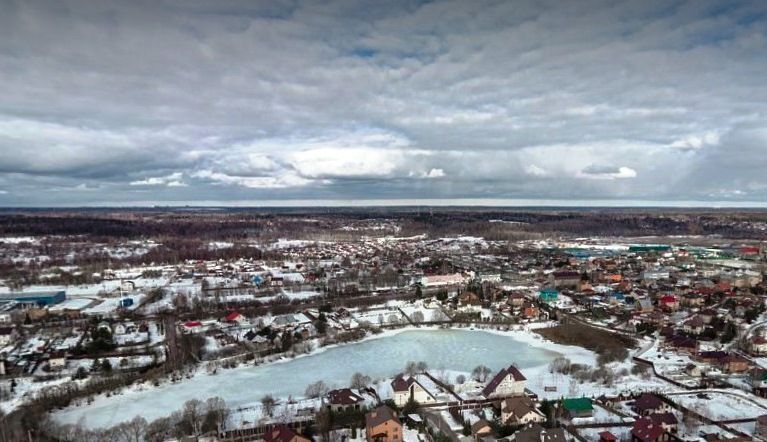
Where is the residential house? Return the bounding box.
[658,295,678,311]
[327,388,365,412]
[539,288,559,303]
[181,321,204,334]
[458,292,482,308]
[633,394,670,416]
[391,375,437,406]
[522,303,540,320]
[501,396,545,426]
[649,413,678,433]
[262,424,311,442]
[0,326,18,346]
[631,417,671,442]
[471,419,493,441]
[551,271,581,290]
[757,415,767,439]
[482,364,527,398]
[562,397,593,419]
[508,293,527,308]
[635,298,654,313]
[721,354,750,373]
[664,335,698,354]
[750,336,767,356]
[225,311,247,325]
[682,316,705,335]
[365,406,402,442]
[48,352,67,370]
[513,424,566,442]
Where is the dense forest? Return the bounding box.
[1,208,767,241]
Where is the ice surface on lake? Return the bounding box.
[55,328,559,428]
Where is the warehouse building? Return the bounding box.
[0,291,66,307]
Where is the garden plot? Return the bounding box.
[669,392,767,421]
[571,404,631,425]
[352,308,407,326]
[399,305,448,323]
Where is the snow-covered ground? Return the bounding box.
[668,391,767,421]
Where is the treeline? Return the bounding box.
[3,209,767,242]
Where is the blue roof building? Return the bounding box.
[0,291,66,307]
[539,288,559,303]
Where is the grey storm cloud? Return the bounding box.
[0,0,766,205]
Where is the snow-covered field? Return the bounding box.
[668,391,767,421]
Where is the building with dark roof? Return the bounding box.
[482,364,526,398]
[262,424,310,442]
[0,291,66,307]
[327,388,365,412]
[365,405,402,442]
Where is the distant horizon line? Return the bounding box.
[2,198,767,209]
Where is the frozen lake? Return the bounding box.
[55,328,560,428]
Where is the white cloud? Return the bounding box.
[578,166,638,180]
[670,132,721,151]
[192,170,316,189]
[423,168,445,178]
[130,172,186,187]
[524,164,547,177]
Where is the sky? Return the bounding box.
[0,0,766,207]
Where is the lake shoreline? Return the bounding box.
[52,325,595,429]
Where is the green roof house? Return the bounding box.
[562,397,593,419]
[539,288,559,303]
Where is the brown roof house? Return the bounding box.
[327,388,365,412]
[633,394,670,416]
[482,364,527,398]
[471,419,493,441]
[513,424,566,442]
[631,417,671,442]
[391,374,438,406]
[262,425,311,442]
[501,396,545,426]
[366,405,402,442]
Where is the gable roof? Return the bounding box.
[515,424,566,442]
[502,396,538,419]
[649,412,678,426]
[634,394,664,412]
[391,374,413,392]
[481,364,526,397]
[472,418,492,435]
[562,397,592,412]
[262,424,305,442]
[366,405,401,428]
[632,417,665,442]
[225,311,243,321]
[328,388,364,405]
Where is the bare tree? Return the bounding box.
[204,396,229,433]
[350,372,372,389]
[305,380,329,399]
[411,311,425,323]
[472,365,491,382]
[181,399,204,436]
[261,395,277,417]
[118,416,147,442]
[456,374,466,385]
[416,361,428,373]
[405,361,418,376]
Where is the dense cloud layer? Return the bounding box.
[0,0,765,205]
